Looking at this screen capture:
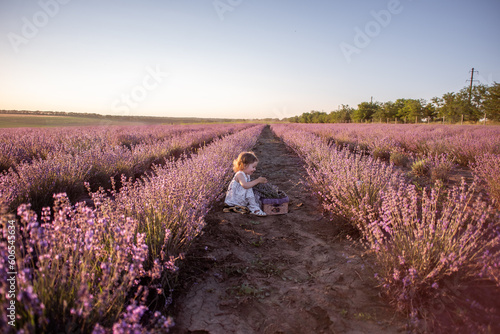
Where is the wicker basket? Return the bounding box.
[261,195,289,215]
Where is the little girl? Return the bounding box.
[224,151,267,216]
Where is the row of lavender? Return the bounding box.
[0,124,233,171]
[271,124,500,331]
[0,124,250,212]
[287,123,500,205]
[298,123,500,165]
[0,124,264,333]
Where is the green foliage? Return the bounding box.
[390,150,410,167]
[288,83,498,124]
[411,159,429,177]
[329,104,354,123]
[398,99,424,121]
[372,147,391,161]
[484,82,500,121]
[352,102,381,122]
[373,100,397,121]
[288,106,354,123]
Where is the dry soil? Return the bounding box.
[168,126,408,334]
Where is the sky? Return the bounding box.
[0,0,499,120]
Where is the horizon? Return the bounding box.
[1,0,499,120]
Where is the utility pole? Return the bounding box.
[468,68,479,104]
[465,68,479,124]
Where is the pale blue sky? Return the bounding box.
[1,0,499,119]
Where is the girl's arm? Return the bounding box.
[235,173,267,189]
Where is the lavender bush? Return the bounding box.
[0,124,250,212]
[105,125,264,262]
[0,124,264,333]
[427,153,456,182]
[0,124,245,172]
[411,159,430,177]
[360,179,500,328]
[271,124,404,228]
[272,123,500,331]
[472,153,500,207]
[389,149,411,167]
[0,195,156,333]
[294,123,500,167]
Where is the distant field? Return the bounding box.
[0,114,158,128]
[0,113,252,128]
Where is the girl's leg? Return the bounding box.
[245,189,263,213]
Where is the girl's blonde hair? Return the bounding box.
[233,151,258,172]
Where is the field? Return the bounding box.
[0,114,149,128]
[0,113,247,128]
[1,122,499,333]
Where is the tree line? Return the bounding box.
[287,83,500,124]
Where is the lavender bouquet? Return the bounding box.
[253,182,287,199]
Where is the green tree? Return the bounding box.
[483,82,500,121]
[456,86,477,121]
[437,85,487,122]
[438,92,463,122]
[393,99,407,119]
[352,102,380,122]
[315,111,328,123]
[422,102,437,122]
[300,111,313,123]
[469,84,487,121]
[374,101,399,122]
[398,99,424,122]
[286,82,496,124]
[329,104,353,123]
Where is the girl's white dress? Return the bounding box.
[224,171,261,212]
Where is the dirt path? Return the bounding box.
[168,126,407,334]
